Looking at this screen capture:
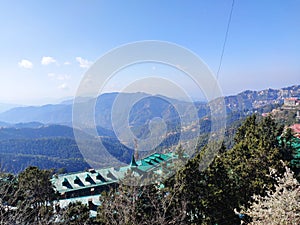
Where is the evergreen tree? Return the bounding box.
[17,166,56,224]
[174,142,239,224]
[170,115,289,224]
[60,201,91,225]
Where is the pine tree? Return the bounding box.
[17,166,56,224]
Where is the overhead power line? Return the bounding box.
[216,0,235,79]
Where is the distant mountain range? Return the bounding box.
[0,104,72,125]
[0,85,299,127]
[224,85,300,112]
[0,84,299,174]
[0,103,22,113]
[0,92,208,133]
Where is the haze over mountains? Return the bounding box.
[0,85,299,174]
[0,85,299,126]
[0,103,22,113]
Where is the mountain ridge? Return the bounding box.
[0,84,299,174]
[0,85,299,126]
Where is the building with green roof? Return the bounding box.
[51,152,176,199]
[51,152,180,217]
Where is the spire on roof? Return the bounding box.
[130,153,138,167]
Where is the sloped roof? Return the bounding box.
[51,152,176,194]
[52,167,118,194]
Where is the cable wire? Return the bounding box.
[216,0,235,79]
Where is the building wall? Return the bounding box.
[284,98,298,106]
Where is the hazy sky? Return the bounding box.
[0,0,299,104]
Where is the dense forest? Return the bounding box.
[1,85,299,175]
[0,115,299,224]
[0,125,135,173]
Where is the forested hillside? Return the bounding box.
[0,125,133,173]
[0,115,299,224]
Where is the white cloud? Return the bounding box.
[18,59,33,69]
[64,61,71,65]
[47,73,56,77]
[58,83,69,90]
[41,56,56,65]
[76,57,92,68]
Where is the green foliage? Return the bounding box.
[174,143,239,224]
[1,114,298,224]
[0,138,89,173]
[60,201,91,225]
[0,167,58,224]
[94,115,294,224]
[0,136,133,174]
[16,166,56,224]
[18,166,56,203]
[168,115,291,224]
[0,172,19,206]
[224,115,285,203]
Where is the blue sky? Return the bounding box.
[0,0,299,104]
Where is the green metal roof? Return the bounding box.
[51,168,118,194]
[51,152,177,194]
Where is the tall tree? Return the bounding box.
[223,115,286,207]
[60,201,91,225]
[174,142,239,224]
[170,115,289,224]
[17,166,56,224]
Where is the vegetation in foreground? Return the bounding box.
[0,115,299,224]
